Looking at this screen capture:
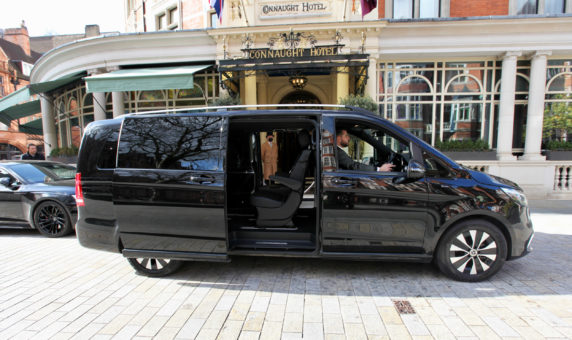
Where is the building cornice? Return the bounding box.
[31,30,217,83]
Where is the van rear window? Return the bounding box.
[117,116,222,171]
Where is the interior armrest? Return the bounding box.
[269,175,302,191]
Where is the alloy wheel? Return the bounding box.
[449,230,498,275]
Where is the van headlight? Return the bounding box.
[501,187,528,206]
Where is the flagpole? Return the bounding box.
[343,0,348,21]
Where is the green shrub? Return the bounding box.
[338,94,377,114]
[49,146,79,157]
[209,94,240,107]
[435,139,490,152]
[546,140,572,151]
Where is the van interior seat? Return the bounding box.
[250,130,312,227]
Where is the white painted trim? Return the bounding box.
[31,31,216,84]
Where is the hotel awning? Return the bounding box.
[28,73,85,94]
[0,87,41,126]
[19,118,43,135]
[84,65,212,93]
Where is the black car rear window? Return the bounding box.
[117,116,222,171]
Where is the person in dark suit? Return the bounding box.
[336,129,394,172]
[21,144,45,160]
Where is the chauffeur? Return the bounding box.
[336,129,394,172]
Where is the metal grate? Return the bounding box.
[392,299,416,314]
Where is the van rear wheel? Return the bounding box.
[127,258,183,277]
[436,219,507,282]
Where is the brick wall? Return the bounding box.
[450,0,509,17]
[182,0,205,29]
[3,27,31,56]
[378,0,386,19]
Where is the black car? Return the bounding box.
[0,161,77,237]
[75,105,534,282]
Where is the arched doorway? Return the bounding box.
[279,91,321,105]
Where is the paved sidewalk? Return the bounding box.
[0,200,571,339]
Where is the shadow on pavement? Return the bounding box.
[164,231,571,300]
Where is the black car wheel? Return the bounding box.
[127,258,183,277]
[33,201,73,238]
[436,219,507,282]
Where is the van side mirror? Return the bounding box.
[407,160,426,179]
[0,177,12,187]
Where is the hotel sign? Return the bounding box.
[246,46,338,60]
[258,1,331,19]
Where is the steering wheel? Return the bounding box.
[386,152,405,172]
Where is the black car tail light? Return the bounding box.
[75,173,85,207]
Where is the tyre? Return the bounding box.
[33,201,73,238]
[436,219,507,282]
[127,258,183,277]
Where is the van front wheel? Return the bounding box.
[127,258,183,277]
[436,219,507,282]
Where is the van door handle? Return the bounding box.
[188,175,215,184]
[332,177,354,186]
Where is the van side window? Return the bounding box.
[117,116,222,171]
[97,129,119,169]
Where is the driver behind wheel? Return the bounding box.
[336,129,394,172]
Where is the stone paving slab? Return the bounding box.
[0,200,571,339]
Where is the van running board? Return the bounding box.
[230,239,315,250]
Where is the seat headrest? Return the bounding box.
[298,130,311,148]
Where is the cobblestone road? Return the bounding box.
[1,201,571,339]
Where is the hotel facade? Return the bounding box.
[4,0,572,197]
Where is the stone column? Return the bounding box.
[40,94,57,156]
[366,58,378,105]
[244,71,257,108]
[112,92,125,118]
[93,92,107,121]
[496,51,521,161]
[337,67,349,103]
[522,51,551,161]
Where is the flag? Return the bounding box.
[210,0,224,23]
[360,0,377,17]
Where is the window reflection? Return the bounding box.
[117,116,222,171]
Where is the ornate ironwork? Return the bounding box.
[267,29,317,49]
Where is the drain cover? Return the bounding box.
[393,300,416,314]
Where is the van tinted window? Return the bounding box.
[117,116,222,171]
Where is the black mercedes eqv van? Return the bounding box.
[75,106,533,282]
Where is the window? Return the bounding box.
[394,0,413,18]
[419,0,440,18]
[335,121,411,172]
[545,0,565,14]
[517,0,537,14]
[392,0,441,19]
[379,61,491,147]
[515,0,566,14]
[209,10,219,28]
[117,116,223,171]
[156,6,178,31]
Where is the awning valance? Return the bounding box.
[0,87,41,126]
[28,73,85,94]
[84,65,212,93]
[19,118,43,135]
[0,87,32,112]
[0,100,41,126]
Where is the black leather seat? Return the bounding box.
[250,131,312,227]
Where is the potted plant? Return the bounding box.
[545,140,572,160]
[339,94,377,114]
[48,146,79,165]
[435,139,496,160]
[543,95,572,160]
